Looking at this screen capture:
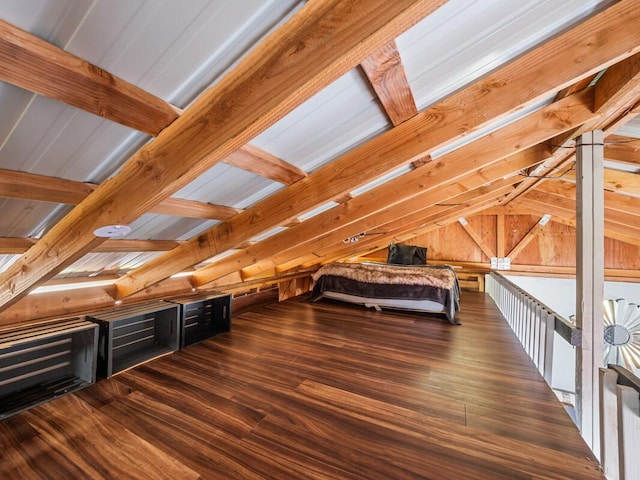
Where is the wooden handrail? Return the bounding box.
[487,271,580,345]
[608,364,640,394]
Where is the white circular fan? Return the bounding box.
[603,299,640,375]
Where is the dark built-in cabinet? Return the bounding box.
[1,294,232,419]
[0,317,98,419]
[168,293,232,348]
[87,302,180,378]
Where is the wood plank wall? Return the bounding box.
[365,214,640,279]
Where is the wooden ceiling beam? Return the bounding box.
[0,237,36,254]
[511,196,640,247]
[385,197,508,251]
[196,139,548,286]
[113,0,640,298]
[535,180,640,219]
[506,215,551,262]
[0,0,446,311]
[223,144,306,185]
[594,51,640,115]
[521,190,640,238]
[192,88,593,284]
[458,217,496,260]
[0,19,180,135]
[0,168,94,204]
[0,19,305,187]
[604,136,640,167]
[305,192,508,270]
[0,238,182,255]
[93,240,182,253]
[247,181,519,279]
[554,75,599,101]
[502,46,640,204]
[561,168,640,196]
[0,168,240,220]
[477,205,544,217]
[150,198,240,221]
[276,187,511,273]
[360,40,418,125]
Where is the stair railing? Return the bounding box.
[599,364,640,480]
[485,271,580,385]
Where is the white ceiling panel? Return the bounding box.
[59,251,164,277]
[174,162,283,208]
[614,117,640,139]
[399,0,612,112]
[64,0,301,107]
[0,0,94,45]
[0,95,136,180]
[0,199,63,237]
[121,214,217,241]
[251,69,390,172]
[0,82,35,149]
[0,255,19,274]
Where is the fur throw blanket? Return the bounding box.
[312,262,456,289]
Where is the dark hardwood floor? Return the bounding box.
[0,292,603,479]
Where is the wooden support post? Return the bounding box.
[496,214,505,258]
[575,130,605,458]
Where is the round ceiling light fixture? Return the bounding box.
[93,224,132,238]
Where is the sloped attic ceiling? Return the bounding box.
[0,0,639,318]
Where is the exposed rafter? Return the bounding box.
[306,189,511,271]
[228,171,528,283]
[561,169,640,197]
[223,145,306,185]
[536,180,640,220]
[360,41,418,125]
[0,0,447,311]
[111,0,640,299]
[511,197,640,249]
[605,135,640,167]
[0,238,182,255]
[194,83,592,287]
[0,18,310,186]
[502,50,640,204]
[519,190,640,243]
[506,215,551,261]
[458,217,496,260]
[0,19,180,135]
[0,168,241,220]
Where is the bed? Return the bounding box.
[309,261,461,324]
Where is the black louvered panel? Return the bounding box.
[0,318,98,419]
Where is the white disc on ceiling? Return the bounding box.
[93,225,132,238]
